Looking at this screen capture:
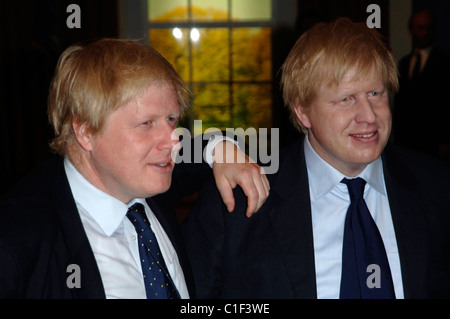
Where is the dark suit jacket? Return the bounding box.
[393,47,450,156]
[183,138,450,298]
[0,155,212,298]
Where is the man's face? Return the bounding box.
[85,84,180,203]
[410,12,434,49]
[295,67,391,176]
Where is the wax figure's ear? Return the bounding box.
[72,118,94,152]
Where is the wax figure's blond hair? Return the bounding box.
[48,38,189,156]
[281,18,399,133]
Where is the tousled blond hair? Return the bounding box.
[281,18,399,133]
[48,38,189,156]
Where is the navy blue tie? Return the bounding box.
[127,203,180,299]
[340,178,395,299]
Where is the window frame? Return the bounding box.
[119,0,299,132]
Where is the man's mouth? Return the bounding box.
[154,163,170,167]
[350,132,376,138]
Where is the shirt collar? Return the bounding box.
[416,46,431,55]
[303,136,386,201]
[64,158,145,236]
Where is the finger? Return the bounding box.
[251,175,268,215]
[259,166,270,197]
[263,175,270,195]
[241,179,259,218]
[215,177,236,213]
[259,167,270,197]
[232,165,268,217]
[245,194,258,217]
[246,167,270,217]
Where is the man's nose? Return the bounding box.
[158,121,180,151]
[355,97,377,124]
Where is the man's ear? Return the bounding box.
[293,102,312,129]
[72,118,93,151]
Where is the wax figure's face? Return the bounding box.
[295,66,391,177]
[85,84,180,203]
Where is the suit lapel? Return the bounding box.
[49,158,106,299]
[146,198,177,246]
[146,197,195,297]
[382,147,428,298]
[268,140,317,298]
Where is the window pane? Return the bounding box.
[191,0,229,22]
[232,27,272,81]
[148,0,188,21]
[192,84,231,131]
[149,28,190,82]
[147,0,273,134]
[231,0,272,21]
[192,28,229,82]
[233,84,272,129]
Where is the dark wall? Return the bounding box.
[1,0,118,194]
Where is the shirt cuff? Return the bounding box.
[205,134,240,168]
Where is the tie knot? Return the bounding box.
[127,203,150,232]
[414,49,422,58]
[341,177,366,201]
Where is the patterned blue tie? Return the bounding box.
[340,178,395,299]
[127,203,180,299]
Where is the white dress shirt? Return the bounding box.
[64,158,189,299]
[304,138,404,299]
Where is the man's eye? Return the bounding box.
[341,97,350,103]
[168,117,179,124]
[370,91,379,97]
